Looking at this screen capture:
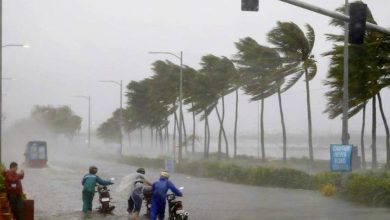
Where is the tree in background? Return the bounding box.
[97,109,121,143]
[31,105,82,142]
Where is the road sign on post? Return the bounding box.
[330,144,353,172]
[165,159,175,173]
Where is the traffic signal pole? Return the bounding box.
[278,0,390,35]
[342,0,349,145]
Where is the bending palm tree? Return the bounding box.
[268,22,317,163]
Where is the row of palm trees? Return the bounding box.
[98,21,318,163]
[98,4,390,167]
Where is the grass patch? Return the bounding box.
[117,155,390,208]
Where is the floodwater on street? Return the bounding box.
[22,153,390,220]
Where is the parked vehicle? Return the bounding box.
[24,141,48,167]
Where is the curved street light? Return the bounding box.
[99,80,123,155]
[2,44,29,48]
[148,51,183,163]
[0,43,29,163]
[74,95,91,148]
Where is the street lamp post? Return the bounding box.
[0,33,30,163]
[149,51,183,163]
[74,95,91,148]
[100,80,123,155]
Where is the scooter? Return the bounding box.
[167,188,189,220]
[96,178,115,213]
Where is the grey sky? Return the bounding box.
[3,0,390,137]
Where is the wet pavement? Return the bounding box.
[22,153,390,220]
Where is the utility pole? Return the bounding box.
[0,0,3,164]
[342,0,349,145]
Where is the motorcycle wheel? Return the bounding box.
[175,213,188,220]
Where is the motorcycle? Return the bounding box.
[167,188,189,220]
[96,178,115,213]
[142,188,153,218]
[142,186,188,220]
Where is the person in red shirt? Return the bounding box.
[4,162,24,220]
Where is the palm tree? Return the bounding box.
[268,22,317,163]
[199,55,237,158]
[187,72,218,158]
[182,66,201,154]
[234,37,282,161]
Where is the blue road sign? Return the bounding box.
[330,144,353,172]
[165,159,175,173]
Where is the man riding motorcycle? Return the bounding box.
[150,170,183,220]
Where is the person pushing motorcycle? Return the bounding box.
[81,166,113,213]
[127,167,152,219]
[150,170,182,220]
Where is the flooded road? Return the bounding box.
[22,153,390,220]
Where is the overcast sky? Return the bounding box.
[3,0,390,137]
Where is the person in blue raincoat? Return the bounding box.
[81,166,113,213]
[150,170,183,220]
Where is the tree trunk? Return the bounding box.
[192,102,196,154]
[165,126,170,154]
[372,96,378,169]
[216,103,229,158]
[217,102,222,156]
[277,86,287,162]
[204,110,207,159]
[180,107,188,155]
[207,115,211,157]
[159,128,163,151]
[155,128,158,148]
[304,68,314,163]
[205,112,210,159]
[360,102,366,169]
[173,111,179,158]
[140,127,143,148]
[234,89,239,158]
[378,93,390,168]
[261,95,265,161]
[128,132,131,149]
[151,127,154,148]
[222,96,229,158]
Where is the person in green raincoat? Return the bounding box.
[81,166,113,213]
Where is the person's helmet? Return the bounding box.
[160,170,170,178]
[89,166,98,175]
[137,167,145,175]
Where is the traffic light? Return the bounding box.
[241,0,259,11]
[349,2,368,44]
